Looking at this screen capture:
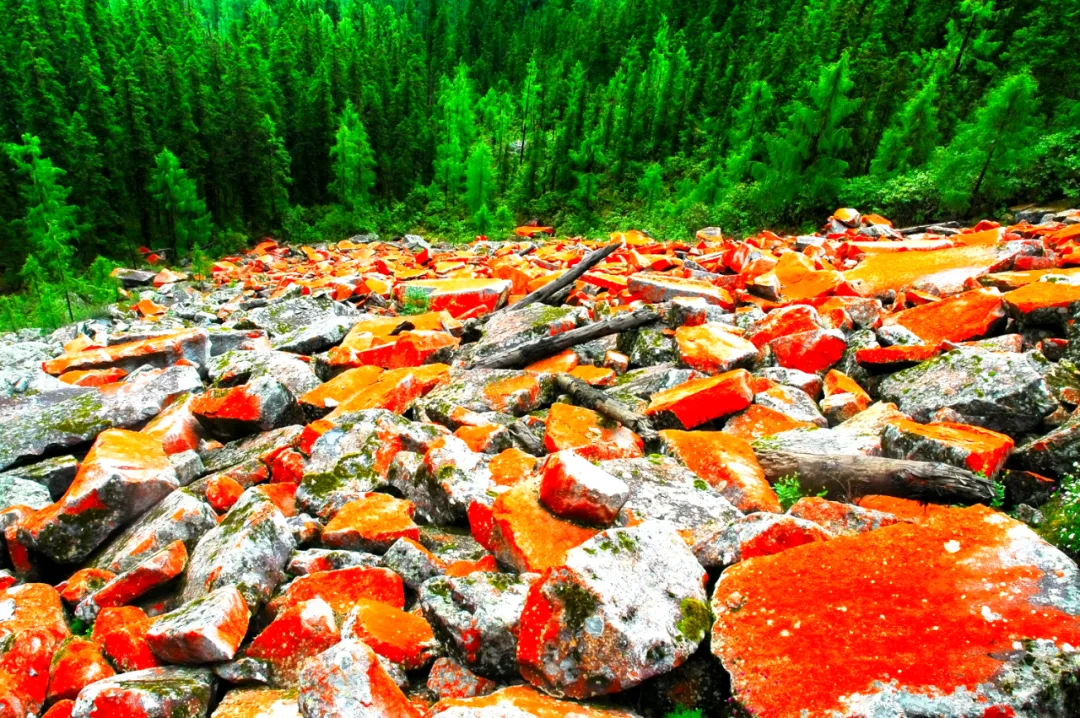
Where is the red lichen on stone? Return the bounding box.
[90,607,160,672]
[883,288,1004,345]
[46,637,116,703]
[346,599,436,669]
[322,494,419,552]
[723,404,815,440]
[267,566,405,620]
[58,367,128,387]
[488,480,600,573]
[487,447,537,487]
[645,370,754,429]
[658,429,779,513]
[712,506,1080,718]
[543,403,644,460]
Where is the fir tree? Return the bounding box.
[638,163,664,211]
[329,100,377,215]
[4,134,80,322]
[147,147,212,257]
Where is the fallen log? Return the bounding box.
[507,420,545,456]
[896,220,961,236]
[554,373,657,443]
[491,240,622,317]
[468,307,660,369]
[755,450,994,505]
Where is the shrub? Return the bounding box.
[1037,467,1080,558]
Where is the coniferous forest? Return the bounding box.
[1,0,1079,317]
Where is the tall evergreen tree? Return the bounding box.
[4,134,80,321]
[329,100,376,214]
[148,147,212,257]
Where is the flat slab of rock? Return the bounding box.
[712,505,1080,717]
[43,328,210,376]
[297,639,419,718]
[430,685,637,716]
[0,365,202,471]
[147,585,249,663]
[72,666,214,718]
[20,429,178,563]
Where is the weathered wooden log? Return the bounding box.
[896,220,961,236]
[491,241,622,317]
[554,373,657,443]
[507,420,545,456]
[755,450,994,505]
[468,307,660,369]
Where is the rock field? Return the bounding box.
[2,210,1080,717]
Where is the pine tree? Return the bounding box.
[870,80,941,178]
[465,142,494,215]
[935,73,1042,212]
[638,163,664,211]
[329,100,377,215]
[754,52,860,212]
[148,147,212,257]
[725,80,774,184]
[4,134,80,322]
[570,127,607,213]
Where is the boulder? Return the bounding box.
[297,640,420,718]
[321,494,420,554]
[420,571,539,678]
[712,506,1080,717]
[181,489,295,610]
[694,512,833,568]
[147,585,249,664]
[517,522,709,698]
[644,369,754,430]
[539,451,629,525]
[656,429,779,513]
[71,667,214,718]
[878,348,1058,434]
[20,429,179,563]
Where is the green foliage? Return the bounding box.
[774,473,827,511]
[148,148,212,258]
[991,478,1006,509]
[0,0,1077,306]
[663,709,704,718]
[401,285,431,315]
[1037,466,1080,558]
[329,101,377,215]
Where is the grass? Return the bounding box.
[774,472,827,511]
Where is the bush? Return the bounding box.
[1037,468,1080,559]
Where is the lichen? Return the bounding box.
[677,597,712,643]
[553,581,598,631]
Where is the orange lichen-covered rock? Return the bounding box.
[299,366,384,418]
[69,665,214,718]
[322,494,420,553]
[568,365,617,387]
[41,699,74,718]
[395,278,512,318]
[822,369,870,400]
[645,370,754,430]
[90,607,160,672]
[787,497,903,537]
[487,480,601,573]
[140,394,209,455]
[854,343,943,370]
[42,328,209,376]
[145,585,250,664]
[430,685,636,716]
[723,404,815,440]
[674,323,758,374]
[58,367,128,387]
[539,451,630,525]
[266,567,405,620]
[297,639,421,718]
[768,328,846,375]
[19,429,179,564]
[76,541,188,621]
[0,584,71,717]
[59,568,117,606]
[751,251,844,302]
[205,474,245,513]
[328,331,460,370]
[210,689,302,718]
[321,365,449,422]
[525,349,579,374]
[46,637,116,703]
[744,305,821,348]
[190,377,302,439]
[487,447,537,487]
[426,657,497,700]
[1003,279,1080,323]
[882,288,1005,345]
[843,244,1009,297]
[712,506,1080,717]
[657,430,780,513]
[453,423,510,454]
[543,402,644,460]
[244,598,340,685]
[882,418,1015,477]
[342,599,438,670]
